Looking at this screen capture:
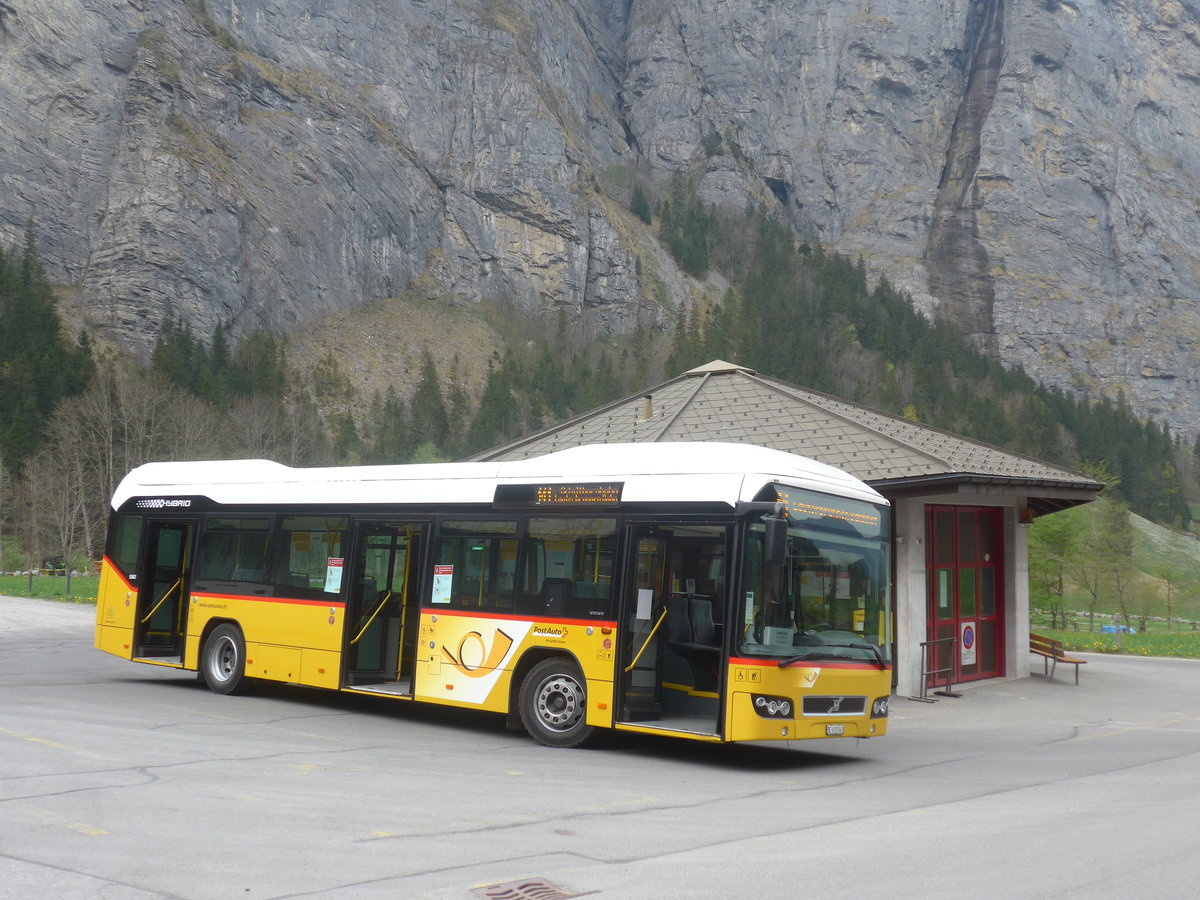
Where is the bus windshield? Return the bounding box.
[739,489,890,665]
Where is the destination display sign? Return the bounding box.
[775,486,882,535]
[494,482,623,507]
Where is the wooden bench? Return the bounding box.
[1030,633,1087,684]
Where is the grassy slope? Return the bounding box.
[0,574,99,604]
[1031,512,1200,655]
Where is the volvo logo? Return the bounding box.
[829,696,843,714]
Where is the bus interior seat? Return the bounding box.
[689,596,721,646]
[539,578,573,615]
[665,595,693,644]
[569,581,613,617]
[661,643,694,688]
[665,595,720,691]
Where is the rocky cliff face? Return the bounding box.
[4,1,1200,433]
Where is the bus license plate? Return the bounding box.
[826,724,845,736]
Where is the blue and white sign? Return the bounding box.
[960,621,977,666]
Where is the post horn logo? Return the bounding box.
[442,628,514,678]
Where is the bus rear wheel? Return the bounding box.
[519,658,593,748]
[202,623,250,695]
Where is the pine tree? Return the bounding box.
[152,314,206,394]
[445,356,472,459]
[366,386,411,463]
[630,184,652,224]
[0,228,93,472]
[200,323,232,407]
[230,330,286,397]
[410,350,448,451]
[465,361,518,454]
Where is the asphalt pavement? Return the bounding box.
[2,596,1198,899]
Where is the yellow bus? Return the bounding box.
[96,442,892,747]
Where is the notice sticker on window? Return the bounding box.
[324,558,344,594]
[432,565,454,604]
[763,626,793,650]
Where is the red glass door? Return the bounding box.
[927,506,1004,684]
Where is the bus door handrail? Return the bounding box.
[624,605,670,673]
[140,577,182,625]
[351,590,392,645]
[395,532,415,681]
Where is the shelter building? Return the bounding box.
[473,360,1102,697]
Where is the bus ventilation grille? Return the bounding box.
[471,877,588,900]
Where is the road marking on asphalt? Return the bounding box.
[26,808,109,837]
[151,701,238,720]
[1068,715,1200,741]
[66,821,109,836]
[0,726,115,763]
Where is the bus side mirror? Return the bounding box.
[764,515,787,568]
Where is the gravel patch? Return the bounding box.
[0,596,95,632]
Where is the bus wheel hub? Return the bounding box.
[536,676,583,730]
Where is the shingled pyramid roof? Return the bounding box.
[473,360,1101,515]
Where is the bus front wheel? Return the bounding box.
[519,658,593,748]
[202,623,250,695]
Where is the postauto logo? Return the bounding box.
[442,628,514,677]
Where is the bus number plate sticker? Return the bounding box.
[826,724,845,736]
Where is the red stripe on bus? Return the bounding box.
[422,607,618,628]
[192,592,346,608]
[729,656,891,671]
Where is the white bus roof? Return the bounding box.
[112,442,887,511]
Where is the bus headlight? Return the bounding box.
[870,696,890,718]
[752,694,793,719]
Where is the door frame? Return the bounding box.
[614,519,733,736]
[925,505,1005,684]
[342,519,429,690]
[133,518,198,660]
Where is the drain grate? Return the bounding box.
[471,877,588,900]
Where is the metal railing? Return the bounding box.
[912,636,961,702]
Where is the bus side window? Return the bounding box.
[521,518,617,619]
[436,521,518,611]
[194,518,271,586]
[272,516,349,598]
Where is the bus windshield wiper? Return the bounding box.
[778,642,887,669]
[821,641,888,669]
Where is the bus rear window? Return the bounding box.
[107,515,143,578]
